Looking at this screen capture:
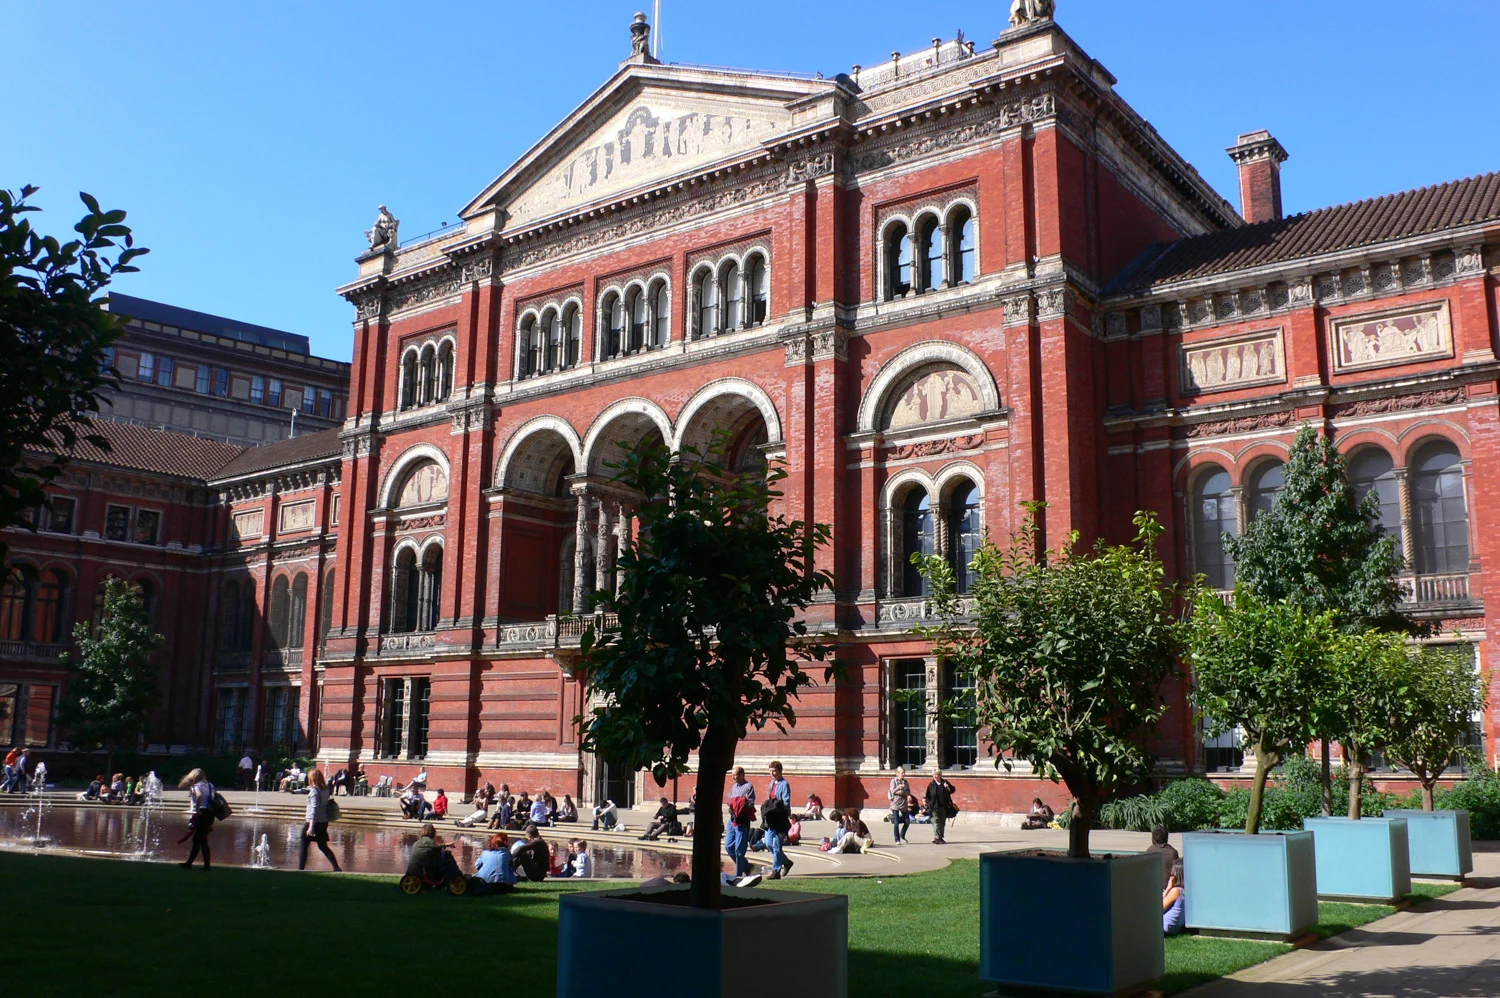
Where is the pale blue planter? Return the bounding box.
[980,851,1163,995]
[1304,816,1411,902]
[1384,809,1472,878]
[558,885,847,997]
[1182,830,1318,939]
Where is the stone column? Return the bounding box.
[572,488,591,613]
[399,676,414,760]
[924,656,941,769]
[595,501,614,597]
[1395,468,1417,574]
[883,505,899,598]
[615,505,632,595]
[938,222,952,289]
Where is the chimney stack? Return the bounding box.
[1227,130,1289,224]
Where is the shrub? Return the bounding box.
[1096,793,1166,832]
[1154,778,1225,831]
[1437,774,1500,840]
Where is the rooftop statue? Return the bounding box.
[1009,0,1056,28]
[365,204,399,253]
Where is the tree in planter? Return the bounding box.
[1187,588,1339,834]
[918,506,1189,858]
[57,577,164,775]
[1326,629,1410,820]
[578,441,832,909]
[1225,424,1411,813]
[0,186,148,568]
[1384,644,1486,811]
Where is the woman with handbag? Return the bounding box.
[887,766,911,845]
[178,768,216,869]
[299,768,342,872]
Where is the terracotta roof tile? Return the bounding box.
[37,420,246,479]
[1110,170,1500,292]
[209,426,343,480]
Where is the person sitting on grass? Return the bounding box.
[1162,860,1186,936]
[511,823,550,882]
[406,823,461,885]
[471,832,516,895]
[1021,797,1054,830]
[640,797,680,841]
[802,792,823,820]
[79,775,105,802]
[557,794,578,823]
[641,871,691,888]
[1146,825,1181,884]
[571,839,592,878]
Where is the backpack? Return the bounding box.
[326,797,342,822]
[211,791,233,822]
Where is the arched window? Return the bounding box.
[538,309,558,375]
[947,481,981,594]
[237,579,255,652]
[1349,448,1402,561]
[1193,468,1237,589]
[419,345,436,405]
[288,573,308,651]
[746,254,768,326]
[918,216,942,291]
[517,318,536,379]
[220,581,241,654]
[269,576,290,650]
[418,546,442,632]
[722,262,743,331]
[35,569,68,644]
[400,351,418,408]
[1247,461,1284,521]
[628,287,647,353]
[949,206,975,285]
[651,282,670,348]
[901,489,935,596]
[318,570,335,649]
[390,547,418,633]
[436,341,454,400]
[0,566,36,642]
[1412,442,1469,574]
[885,222,912,299]
[604,293,625,359]
[563,305,582,369]
[694,268,717,338]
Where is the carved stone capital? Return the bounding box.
[1288,277,1314,307]
[788,152,836,185]
[1001,294,1034,327]
[1455,245,1485,276]
[1035,287,1073,320]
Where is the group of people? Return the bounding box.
[2,747,39,793]
[884,766,957,844]
[77,772,155,804]
[1148,825,1187,936]
[723,761,797,881]
[445,782,580,830]
[405,821,595,893]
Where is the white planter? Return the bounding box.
[557,885,847,998]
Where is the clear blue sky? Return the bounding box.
[6,1,1497,361]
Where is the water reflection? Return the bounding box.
[0,806,707,878]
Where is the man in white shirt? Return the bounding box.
[237,754,255,791]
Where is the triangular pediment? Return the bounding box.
[463,65,834,229]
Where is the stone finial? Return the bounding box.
[625,12,659,65]
[1008,0,1056,28]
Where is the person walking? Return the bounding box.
[724,767,756,880]
[763,761,794,879]
[237,753,255,791]
[924,768,956,845]
[299,769,342,872]
[888,766,911,844]
[8,748,30,793]
[178,768,216,869]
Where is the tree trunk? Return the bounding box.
[1421,779,1436,812]
[1320,740,1332,817]
[1345,743,1364,820]
[689,724,735,910]
[105,747,114,782]
[1068,790,1096,859]
[1245,740,1278,835]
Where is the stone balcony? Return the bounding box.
[0,640,66,663]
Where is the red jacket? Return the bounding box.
[433,795,448,818]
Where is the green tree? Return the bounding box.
[56,577,164,774]
[1186,589,1339,833]
[1382,643,1485,810]
[1327,630,1410,819]
[0,186,147,568]
[1224,424,1409,810]
[919,506,1189,858]
[578,442,832,909]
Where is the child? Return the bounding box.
[571,838,592,877]
[803,792,824,820]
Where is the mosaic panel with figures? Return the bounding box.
[1330,301,1452,373]
[1179,328,1285,395]
[884,366,985,429]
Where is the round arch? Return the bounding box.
[857,340,1002,433]
[582,398,674,476]
[1398,422,1470,466]
[672,378,784,454]
[379,442,451,509]
[496,415,584,490]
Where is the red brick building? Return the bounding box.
[12,9,1500,815]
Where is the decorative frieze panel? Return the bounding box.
[278,500,316,534]
[231,509,264,540]
[379,633,437,653]
[1182,409,1293,439]
[885,433,986,460]
[1179,328,1285,395]
[1328,386,1466,418]
[1330,300,1452,374]
[876,596,975,625]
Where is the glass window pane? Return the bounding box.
[894,660,927,769]
[902,490,934,596]
[1414,444,1468,574]
[1249,461,1283,520]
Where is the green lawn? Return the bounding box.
[0,852,1458,997]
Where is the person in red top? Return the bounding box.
[432,789,449,820]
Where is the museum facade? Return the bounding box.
[13,8,1500,813]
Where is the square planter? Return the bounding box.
[557,885,847,998]
[1304,816,1411,903]
[1181,830,1318,939]
[980,851,1163,996]
[1383,809,1472,879]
